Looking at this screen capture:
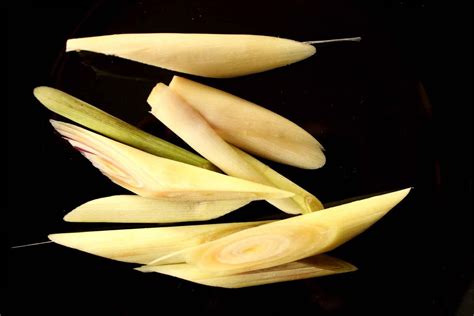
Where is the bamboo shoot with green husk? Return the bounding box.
[33,87,215,170]
[149,189,411,274]
[64,195,251,223]
[66,34,316,78]
[148,83,321,214]
[137,255,356,288]
[51,120,293,200]
[169,76,325,169]
[49,221,271,264]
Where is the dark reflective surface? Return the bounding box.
[7,1,472,315]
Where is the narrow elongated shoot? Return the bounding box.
[66,33,316,78]
[169,76,325,169]
[51,120,293,200]
[149,189,411,275]
[137,255,356,288]
[64,195,251,223]
[49,221,271,264]
[33,86,215,170]
[148,83,321,214]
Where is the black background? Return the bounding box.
[6,1,472,315]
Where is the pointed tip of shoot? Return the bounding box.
[49,119,76,137]
[63,212,75,222]
[304,255,358,273]
[293,42,316,59]
[135,266,152,273]
[388,187,412,205]
[348,264,358,272]
[49,118,60,128]
[48,233,61,245]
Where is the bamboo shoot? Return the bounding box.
[49,221,271,264]
[64,195,251,223]
[149,189,411,275]
[51,120,293,201]
[148,83,321,214]
[137,255,356,288]
[33,86,215,170]
[169,76,324,169]
[66,33,316,78]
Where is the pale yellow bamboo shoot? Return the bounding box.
[169,76,325,169]
[66,33,315,78]
[64,195,251,223]
[149,189,411,275]
[51,120,293,201]
[137,255,356,288]
[49,221,271,264]
[148,83,321,214]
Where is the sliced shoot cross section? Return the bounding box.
[49,221,272,264]
[149,189,411,275]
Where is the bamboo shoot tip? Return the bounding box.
[63,211,76,222]
[134,266,152,273]
[49,119,62,129]
[48,234,60,244]
[398,187,413,198]
[345,263,358,272]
